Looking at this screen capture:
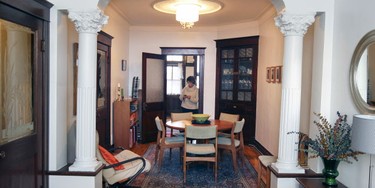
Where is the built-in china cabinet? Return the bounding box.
[215,36,259,144]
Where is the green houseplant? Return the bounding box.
[290,112,362,186]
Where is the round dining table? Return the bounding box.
[165,119,233,131]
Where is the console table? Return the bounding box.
[297,178,347,188]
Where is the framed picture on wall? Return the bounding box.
[270,67,276,83]
[266,67,271,83]
[275,66,282,83]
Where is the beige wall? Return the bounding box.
[102,5,130,144]
[256,9,283,155]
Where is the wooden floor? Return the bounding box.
[129,141,261,175]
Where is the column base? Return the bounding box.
[271,161,305,174]
[69,160,102,172]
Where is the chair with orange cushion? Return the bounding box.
[96,133,151,187]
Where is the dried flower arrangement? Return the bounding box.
[290,112,363,163]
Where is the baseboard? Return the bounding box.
[250,140,273,156]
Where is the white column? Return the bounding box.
[271,12,315,173]
[68,9,108,172]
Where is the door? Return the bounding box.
[96,31,112,148]
[141,53,166,143]
[0,0,50,187]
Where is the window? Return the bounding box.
[166,55,183,94]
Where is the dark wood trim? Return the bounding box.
[98,31,113,46]
[160,47,206,55]
[270,166,323,178]
[0,0,51,187]
[215,36,260,47]
[48,164,106,176]
[0,0,52,21]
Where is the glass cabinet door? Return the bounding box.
[237,47,253,102]
[220,49,234,100]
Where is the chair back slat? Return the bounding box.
[171,112,193,121]
[219,112,239,123]
[155,116,164,132]
[234,118,245,133]
[185,125,217,139]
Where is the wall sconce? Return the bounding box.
[121,60,127,71]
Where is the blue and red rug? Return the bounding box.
[130,144,258,188]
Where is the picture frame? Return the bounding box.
[270,67,276,83]
[275,66,282,83]
[266,67,271,83]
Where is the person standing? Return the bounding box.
[179,76,199,114]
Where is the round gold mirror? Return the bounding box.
[350,30,375,114]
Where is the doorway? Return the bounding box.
[161,47,205,116]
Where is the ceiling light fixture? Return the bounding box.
[153,0,223,29]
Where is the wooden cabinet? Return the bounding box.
[215,36,259,144]
[113,99,138,149]
[96,31,113,148]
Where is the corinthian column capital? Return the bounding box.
[68,9,108,33]
[275,12,316,36]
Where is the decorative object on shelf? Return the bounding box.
[132,76,139,98]
[289,112,362,186]
[152,0,223,29]
[117,83,121,101]
[351,114,375,188]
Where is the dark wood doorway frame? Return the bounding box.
[0,0,52,187]
[160,47,205,114]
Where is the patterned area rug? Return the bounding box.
[130,144,258,188]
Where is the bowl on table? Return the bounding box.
[191,114,210,124]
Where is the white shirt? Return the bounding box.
[179,85,198,110]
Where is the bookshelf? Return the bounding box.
[113,99,138,149]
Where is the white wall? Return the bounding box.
[328,0,375,187]
[49,8,69,170]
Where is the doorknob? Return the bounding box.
[0,151,5,159]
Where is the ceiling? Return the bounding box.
[109,0,275,27]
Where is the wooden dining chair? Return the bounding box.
[183,125,218,183]
[154,116,184,170]
[219,112,240,123]
[217,118,245,172]
[170,112,192,136]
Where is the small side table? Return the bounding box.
[297,178,347,188]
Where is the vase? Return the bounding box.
[322,158,340,186]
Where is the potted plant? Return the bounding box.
[290,112,362,186]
